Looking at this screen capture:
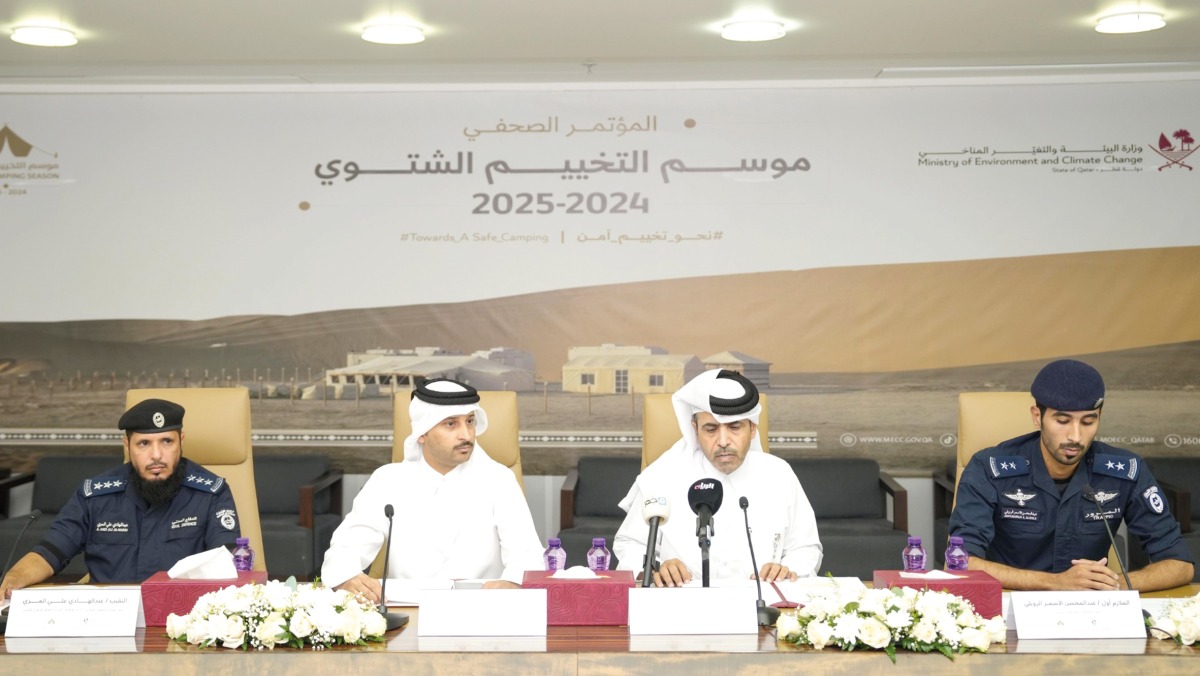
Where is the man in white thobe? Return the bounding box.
[321,379,544,602]
[613,370,823,586]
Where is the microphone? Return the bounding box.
[0,509,42,634]
[377,504,409,631]
[1082,485,1134,591]
[688,478,723,587]
[739,497,780,627]
[640,497,670,588]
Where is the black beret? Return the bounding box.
[118,398,185,433]
[1031,359,1105,412]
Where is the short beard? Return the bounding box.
[133,460,186,507]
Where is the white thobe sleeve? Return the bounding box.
[320,469,389,588]
[493,474,546,584]
[779,479,823,577]
[613,482,647,571]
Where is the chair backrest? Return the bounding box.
[32,454,123,514]
[642,393,770,469]
[789,458,886,519]
[956,392,1036,490]
[573,456,642,519]
[125,387,266,572]
[392,390,524,491]
[254,454,333,515]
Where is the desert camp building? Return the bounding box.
[702,351,772,389]
[562,344,703,394]
[321,346,535,396]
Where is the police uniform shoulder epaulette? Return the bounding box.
[987,455,1030,479]
[82,473,129,498]
[1092,453,1139,481]
[182,464,227,494]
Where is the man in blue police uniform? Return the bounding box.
[949,359,1194,591]
[0,399,241,596]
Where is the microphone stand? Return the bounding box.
[378,504,409,631]
[0,510,42,635]
[1084,485,1149,635]
[740,498,780,627]
[642,516,660,588]
[696,507,712,588]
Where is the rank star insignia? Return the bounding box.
[1004,489,1037,506]
[1115,462,1125,471]
[1106,461,1116,469]
[1092,490,1119,506]
[112,480,122,487]
[187,475,197,482]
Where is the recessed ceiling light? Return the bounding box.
[11,24,78,47]
[362,21,425,45]
[1095,11,1166,34]
[721,20,786,42]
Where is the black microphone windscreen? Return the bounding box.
[28,509,42,521]
[688,478,723,515]
[1082,485,1097,501]
[384,504,395,518]
[739,496,749,509]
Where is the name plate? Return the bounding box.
[1010,591,1145,639]
[628,587,758,635]
[6,587,144,637]
[417,589,547,636]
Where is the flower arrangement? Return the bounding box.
[776,585,1006,662]
[166,579,388,650]
[1146,592,1200,645]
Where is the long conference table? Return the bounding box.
[2,584,1197,675]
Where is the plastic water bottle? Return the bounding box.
[232,537,254,572]
[543,537,567,571]
[902,536,927,571]
[945,536,970,571]
[586,538,611,572]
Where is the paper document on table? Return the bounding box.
[769,577,866,606]
[384,578,454,605]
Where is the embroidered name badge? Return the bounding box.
[1084,507,1121,522]
[1001,508,1040,522]
[1002,488,1038,506]
[989,456,1030,478]
[1143,486,1165,514]
[1093,454,1138,481]
[95,521,130,533]
[170,516,199,530]
[216,509,237,530]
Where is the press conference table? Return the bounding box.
[2,585,1196,675]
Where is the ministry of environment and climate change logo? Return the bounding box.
[1151,128,1195,171]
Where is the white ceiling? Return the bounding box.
[1,1,1199,87]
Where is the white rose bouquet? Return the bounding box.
[166,579,388,650]
[776,586,1006,662]
[1147,592,1200,646]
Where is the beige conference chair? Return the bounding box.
[125,387,266,573]
[954,391,1121,577]
[369,389,526,578]
[641,392,770,469]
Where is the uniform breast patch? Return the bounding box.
[1002,488,1038,506]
